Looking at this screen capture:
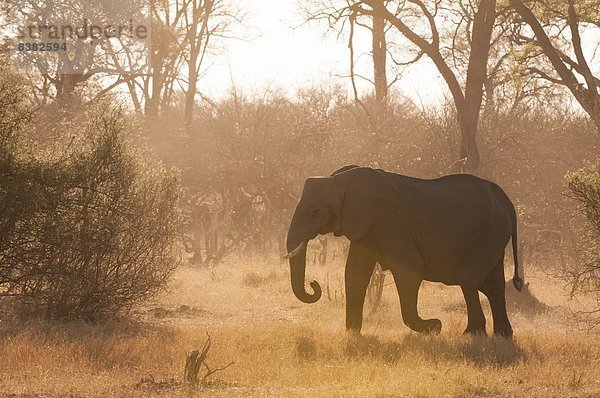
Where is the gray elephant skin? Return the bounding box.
[285,165,523,337]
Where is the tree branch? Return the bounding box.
[567,0,600,105]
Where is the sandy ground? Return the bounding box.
[1,251,599,397]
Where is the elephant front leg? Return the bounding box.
[345,243,376,333]
[393,269,442,334]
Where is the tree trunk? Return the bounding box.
[371,4,388,162]
[372,5,387,104]
[184,3,200,127]
[145,68,163,117]
[184,70,198,126]
[55,73,84,108]
[184,0,213,127]
[458,0,496,172]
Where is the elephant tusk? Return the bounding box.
[283,242,306,259]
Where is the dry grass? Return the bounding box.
[1,253,599,397]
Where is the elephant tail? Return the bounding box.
[510,208,524,292]
[492,182,523,292]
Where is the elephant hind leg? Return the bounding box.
[459,285,486,335]
[457,261,489,335]
[456,235,508,336]
[479,256,513,337]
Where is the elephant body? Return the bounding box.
[366,172,514,285]
[285,166,523,337]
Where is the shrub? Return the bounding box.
[0,85,181,320]
[565,159,600,325]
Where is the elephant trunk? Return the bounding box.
[287,232,321,304]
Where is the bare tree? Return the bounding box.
[302,0,400,133]
[136,0,239,118]
[181,0,214,126]
[142,0,189,116]
[5,0,149,109]
[349,0,497,171]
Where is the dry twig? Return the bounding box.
[184,332,234,386]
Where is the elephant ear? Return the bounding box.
[300,176,345,236]
[335,167,390,241]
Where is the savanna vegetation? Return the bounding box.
[1,0,600,396]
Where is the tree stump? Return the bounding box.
[367,264,386,315]
[184,349,206,385]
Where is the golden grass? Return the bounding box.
[1,254,599,397]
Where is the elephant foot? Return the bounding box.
[409,318,442,335]
[345,320,363,335]
[346,327,362,337]
[422,318,442,334]
[463,325,487,336]
[493,325,513,338]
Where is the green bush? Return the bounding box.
[0,69,181,320]
[565,159,600,323]
[566,161,600,238]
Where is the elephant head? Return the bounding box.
[285,167,387,303]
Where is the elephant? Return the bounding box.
[284,165,523,337]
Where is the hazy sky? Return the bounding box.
[199,0,444,103]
